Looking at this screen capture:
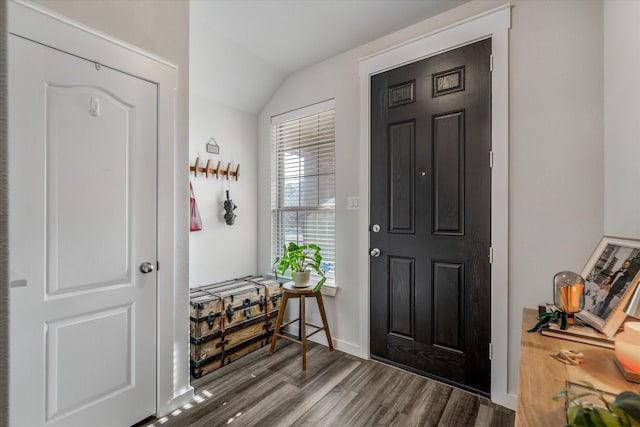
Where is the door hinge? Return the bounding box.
[489,342,493,360]
[489,150,494,168]
[488,247,494,264]
[490,54,494,72]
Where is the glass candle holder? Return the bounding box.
[553,271,585,325]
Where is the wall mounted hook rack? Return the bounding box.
[189,157,240,181]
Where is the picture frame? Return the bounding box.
[576,236,640,336]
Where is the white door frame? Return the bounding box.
[8,0,193,417]
[357,5,514,409]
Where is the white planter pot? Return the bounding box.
[293,271,311,288]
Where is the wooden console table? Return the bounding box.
[516,308,640,426]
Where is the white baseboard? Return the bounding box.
[506,393,517,410]
[332,337,361,356]
[492,392,517,411]
[157,386,194,418]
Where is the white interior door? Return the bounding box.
[9,35,158,427]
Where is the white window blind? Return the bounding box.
[271,103,335,285]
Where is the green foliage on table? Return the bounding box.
[528,309,568,332]
[272,242,327,292]
[554,382,640,427]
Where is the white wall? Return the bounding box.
[258,53,362,353]
[258,0,604,404]
[604,0,640,239]
[189,8,261,287]
[189,17,286,115]
[189,93,258,286]
[507,0,603,395]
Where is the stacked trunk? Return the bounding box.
[189,275,284,379]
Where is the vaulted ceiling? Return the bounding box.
[190,0,470,113]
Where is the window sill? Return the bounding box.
[320,284,338,297]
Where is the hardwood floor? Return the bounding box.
[138,342,514,427]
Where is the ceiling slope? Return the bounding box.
[190,0,470,114]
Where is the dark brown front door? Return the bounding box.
[370,39,492,395]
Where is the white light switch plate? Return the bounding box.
[347,196,360,210]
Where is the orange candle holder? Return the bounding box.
[553,271,585,326]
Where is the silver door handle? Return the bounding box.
[370,248,381,257]
[140,262,155,274]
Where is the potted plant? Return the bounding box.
[554,381,640,426]
[272,242,327,291]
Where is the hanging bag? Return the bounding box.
[190,182,203,232]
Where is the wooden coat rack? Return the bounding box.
[189,157,240,181]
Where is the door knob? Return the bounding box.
[370,248,381,257]
[140,262,155,274]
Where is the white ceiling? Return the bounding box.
[190,0,470,113]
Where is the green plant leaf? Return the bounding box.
[274,241,328,285]
[560,385,640,427]
[312,276,326,292]
[591,407,623,427]
[278,260,290,275]
[609,404,634,427]
[272,257,281,279]
[615,392,640,425]
[528,310,562,332]
[567,406,581,424]
[570,407,620,427]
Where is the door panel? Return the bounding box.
[370,39,491,394]
[389,121,415,233]
[47,85,132,294]
[389,256,414,339]
[47,305,132,420]
[433,110,464,235]
[433,261,463,351]
[9,35,157,426]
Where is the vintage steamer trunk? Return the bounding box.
[189,275,284,378]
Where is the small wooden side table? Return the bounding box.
[269,282,334,369]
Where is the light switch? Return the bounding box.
[348,196,360,211]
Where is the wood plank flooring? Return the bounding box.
[138,342,514,427]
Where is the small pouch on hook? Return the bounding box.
[189,182,203,232]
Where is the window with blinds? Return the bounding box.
[271,101,335,285]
